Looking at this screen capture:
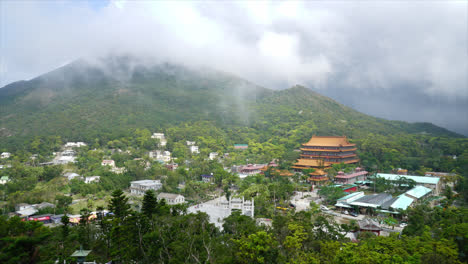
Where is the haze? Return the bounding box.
[1,1,467,135]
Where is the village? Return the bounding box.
[0,132,457,242]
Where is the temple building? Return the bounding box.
[293,136,359,171]
[307,169,329,185]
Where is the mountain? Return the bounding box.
[0,56,462,148]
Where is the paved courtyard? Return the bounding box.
[187,196,231,229]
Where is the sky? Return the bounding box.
[1,0,467,135]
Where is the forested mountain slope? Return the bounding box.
[0,56,462,149]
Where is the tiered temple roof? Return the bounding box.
[294,136,359,171]
[302,136,356,147]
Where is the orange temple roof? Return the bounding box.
[294,159,332,167]
[309,169,327,176]
[302,136,355,147]
[307,176,329,182]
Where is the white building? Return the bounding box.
[186,141,196,146]
[54,150,76,165]
[85,176,100,184]
[221,197,255,217]
[0,176,9,184]
[64,172,81,181]
[189,145,199,154]
[64,142,87,148]
[101,160,116,167]
[157,193,185,205]
[209,152,218,160]
[1,152,11,159]
[149,150,171,163]
[130,180,162,195]
[151,133,167,146]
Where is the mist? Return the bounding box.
[1,1,467,135]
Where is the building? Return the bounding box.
[293,136,359,171]
[34,202,55,210]
[234,144,248,150]
[1,152,11,159]
[334,168,368,184]
[101,160,116,167]
[166,163,179,171]
[64,142,87,148]
[149,150,171,163]
[260,162,294,177]
[209,152,218,160]
[307,169,329,186]
[0,176,9,184]
[234,164,267,178]
[64,172,81,181]
[397,169,408,175]
[202,174,214,183]
[85,176,100,184]
[358,219,382,236]
[16,203,33,211]
[376,173,441,195]
[256,218,273,227]
[404,185,432,201]
[221,197,254,217]
[157,193,185,205]
[130,180,162,195]
[54,150,76,164]
[186,141,196,146]
[189,145,199,154]
[151,133,167,146]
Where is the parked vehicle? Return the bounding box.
[350,211,358,217]
[400,223,408,228]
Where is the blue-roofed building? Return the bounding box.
[376,173,441,195]
[405,185,432,200]
[390,195,414,211]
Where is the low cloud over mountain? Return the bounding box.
[1,1,467,134]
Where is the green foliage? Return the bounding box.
[318,185,346,205]
[108,189,130,219]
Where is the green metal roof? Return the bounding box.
[71,248,91,257]
[376,173,440,185]
[337,191,362,201]
[390,195,414,210]
[0,176,8,180]
[405,185,432,199]
[234,144,248,146]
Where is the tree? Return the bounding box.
[142,190,157,217]
[233,231,279,264]
[109,189,130,219]
[223,210,258,238]
[318,185,346,205]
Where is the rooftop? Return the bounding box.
[350,193,393,208]
[376,173,440,185]
[303,136,355,147]
[358,219,382,231]
[294,159,331,167]
[158,192,182,199]
[390,195,414,210]
[335,170,368,179]
[405,185,432,199]
[337,191,364,202]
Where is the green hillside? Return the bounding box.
[0,56,461,148]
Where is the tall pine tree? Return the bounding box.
[109,189,130,219]
[142,190,157,217]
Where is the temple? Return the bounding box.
[293,136,359,185]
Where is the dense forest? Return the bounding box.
[0,189,466,263]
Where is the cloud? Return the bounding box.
[0,0,467,134]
